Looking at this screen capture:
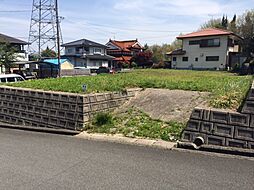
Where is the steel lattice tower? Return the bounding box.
[28,0,63,57]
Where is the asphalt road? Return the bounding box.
[0,128,253,190]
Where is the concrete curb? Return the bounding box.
[76,132,177,150]
[0,122,79,136]
[177,141,254,157]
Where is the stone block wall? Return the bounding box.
[182,82,254,150]
[0,86,140,131]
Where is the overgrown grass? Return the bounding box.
[7,69,253,109]
[86,108,185,141]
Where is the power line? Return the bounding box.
[0,10,30,13]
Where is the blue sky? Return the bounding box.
[0,0,253,45]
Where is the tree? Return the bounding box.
[0,43,21,73]
[132,51,153,68]
[200,18,223,29]
[221,15,228,29]
[41,47,57,58]
[237,10,254,57]
[228,14,237,33]
[170,38,182,50]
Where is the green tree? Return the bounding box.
[200,18,223,29]
[41,47,56,58]
[237,10,254,57]
[228,14,237,33]
[0,43,21,73]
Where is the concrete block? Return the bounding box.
[48,117,58,126]
[186,120,201,132]
[41,108,49,116]
[45,100,54,108]
[7,102,14,108]
[34,107,41,114]
[207,135,226,146]
[53,102,61,109]
[43,92,52,100]
[181,131,193,142]
[249,115,254,128]
[16,89,24,96]
[96,94,106,102]
[41,116,49,124]
[213,123,234,138]
[235,126,254,141]
[210,110,228,124]
[65,112,76,120]
[89,95,97,103]
[190,108,203,120]
[68,95,78,103]
[66,121,76,130]
[229,113,250,127]
[5,95,12,101]
[83,96,90,104]
[11,96,18,102]
[247,89,254,101]
[57,110,66,118]
[242,101,254,114]
[76,122,84,131]
[226,138,248,149]
[105,93,113,100]
[83,104,91,113]
[49,109,57,117]
[36,100,45,107]
[91,104,100,111]
[248,141,254,149]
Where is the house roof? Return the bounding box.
[43,59,69,65]
[0,33,29,45]
[166,49,186,56]
[114,56,132,62]
[84,54,115,60]
[107,39,143,52]
[177,28,242,39]
[62,39,107,48]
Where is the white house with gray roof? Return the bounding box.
[62,39,114,69]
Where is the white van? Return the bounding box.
[0,74,25,83]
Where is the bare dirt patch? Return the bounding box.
[122,88,211,123]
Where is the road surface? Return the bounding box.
[0,128,253,190]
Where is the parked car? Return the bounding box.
[0,74,25,83]
[96,67,110,74]
[13,70,37,80]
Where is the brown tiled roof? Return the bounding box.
[109,39,141,52]
[177,28,240,39]
[114,56,132,62]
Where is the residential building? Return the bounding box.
[106,39,143,67]
[43,59,74,70]
[0,33,29,73]
[167,28,243,70]
[61,39,114,69]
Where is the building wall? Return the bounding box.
[173,36,229,70]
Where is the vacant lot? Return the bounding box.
[8,69,252,109]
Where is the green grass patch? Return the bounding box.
[85,108,185,141]
[7,69,253,109]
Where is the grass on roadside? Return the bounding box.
[7,69,253,109]
[85,108,185,142]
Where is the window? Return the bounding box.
[6,77,15,82]
[182,57,188,62]
[16,77,24,82]
[67,48,73,54]
[200,38,220,47]
[195,57,198,62]
[172,57,177,61]
[0,78,6,83]
[189,40,200,45]
[206,56,219,61]
[94,48,102,54]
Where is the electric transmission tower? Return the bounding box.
[28,0,63,58]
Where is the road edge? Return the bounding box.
[76,132,177,150]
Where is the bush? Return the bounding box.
[93,112,113,126]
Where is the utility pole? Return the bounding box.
[55,0,61,77]
[28,0,63,64]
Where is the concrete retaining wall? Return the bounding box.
[182,82,254,150]
[0,86,140,131]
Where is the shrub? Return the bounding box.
[93,112,113,126]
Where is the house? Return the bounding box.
[106,39,143,67]
[167,28,243,70]
[0,33,29,73]
[43,59,74,70]
[61,39,114,69]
